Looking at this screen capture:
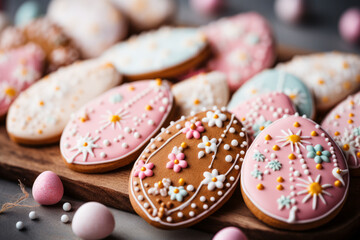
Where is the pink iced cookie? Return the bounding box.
[0,43,44,117]
[230,92,296,139]
[322,92,360,175]
[60,79,174,173]
[202,12,276,91]
[241,115,349,230]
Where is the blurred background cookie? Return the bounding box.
[47,0,128,58]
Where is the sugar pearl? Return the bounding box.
[16,221,24,230]
[61,214,70,223]
[29,211,38,220]
[63,202,72,212]
[200,196,206,202]
[189,211,195,217]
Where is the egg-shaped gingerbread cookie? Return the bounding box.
[129,107,249,229]
[241,115,349,230]
[322,92,360,176]
[60,79,175,173]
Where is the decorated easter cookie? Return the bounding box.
[201,12,276,91]
[0,18,80,73]
[60,79,174,173]
[0,43,44,118]
[102,27,210,81]
[129,107,249,229]
[228,70,314,119]
[322,92,360,175]
[111,0,175,31]
[276,52,360,111]
[241,115,349,230]
[6,59,121,145]
[231,92,296,139]
[172,71,229,117]
[48,0,128,58]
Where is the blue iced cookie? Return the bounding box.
[228,69,315,118]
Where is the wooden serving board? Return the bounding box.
[1,46,359,240]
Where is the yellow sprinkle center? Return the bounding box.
[213,114,219,119]
[21,68,28,76]
[336,169,341,174]
[265,134,272,141]
[334,180,342,187]
[241,117,246,121]
[110,115,121,122]
[293,122,300,127]
[316,151,322,156]
[212,177,217,182]
[272,145,280,151]
[348,119,354,124]
[350,100,355,106]
[37,129,43,134]
[287,134,301,143]
[129,86,135,91]
[277,184,284,190]
[141,167,146,171]
[174,159,179,164]
[334,131,340,136]
[257,184,264,190]
[343,61,349,69]
[343,144,350,151]
[316,164,323,170]
[158,181,164,188]
[311,131,318,136]
[349,113,354,117]
[288,94,296,100]
[308,182,322,195]
[4,87,17,97]
[178,178,185,186]
[318,79,325,85]
[39,101,44,106]
[288,154,296,160]
[277,177,284,183]
[181,142,187,149]
[251,89,257,94]
[80,117,87,122]
[173,189,179,194]
[190,123,197,130]
[357,152,360,158]
[334,114,340,119]
[259,126,265,131]
[83,142,88,147]
[145,105,152,111]
[193,99,200,105]
[205,142,211,147]
[155,78,162,86]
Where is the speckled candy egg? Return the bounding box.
[32,171,64,205]
[213,226,248,240]
[129,107,249,229]
[60,79,174,173]
[339,8,360,44]
[72,202,115,240]
[322,91,360,176]
[241,115,349,230]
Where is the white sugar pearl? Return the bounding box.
[231,140,238,146]
[138,195,144,201]
[166,217,172,222]
[177,212,183,218]
[210,197,216,202]
[16,221,24,230]
[122,143,129,149]
[225,155,233,162]
[186,185,194,192]
[203,204,209,210]
[191,203,197,208]
[200,196,206,202]
[224,144,230,150]
[189,211,195,217]
[134,132,141,138]
[148,120,155,125]
[100,152,106,158]
[63,202,72,212]
[229,127,235,133]
[103,139,110,146]
[61,214,69,223]
[29,211,38,220]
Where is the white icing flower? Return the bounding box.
[276,129,311,154]
[201,169,225,191]
[148,178,171,197]
[334,128,359,167]
[100,108,130,130]
[198,136,217,154]
[202,110,227,128]
[0,83,18,104]
[68,133,100,163]
[12,65,39,84]
[284,88,307,105]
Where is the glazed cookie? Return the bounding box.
[111,0,175,31]
[48,0,128,58]
[0,18,80,73]
[102,27,210,81]
[6,59,122,145]
[60,79,174,173]
[172,71,229,117]
[276,52,360,111]
[230,92,296,139]
[241,115,349,230]
[228,70,315,119]
[0,43,44,117]
[129,107,249,229]
[201,12,276,91]
[322,92,360,175]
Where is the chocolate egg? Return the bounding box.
[32,171,64,205]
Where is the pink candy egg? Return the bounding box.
[213,227,248,240]
[274,0,305,24]
[32,171,64,205]
[72,202,115,240]
[339,8,360,44]
[190,0,223,16]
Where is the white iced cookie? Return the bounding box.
[102,27,210,81]
[111,0,175,31]
[172,71,229,117]
[47,0,128,58]
[6,60,122,145]
[276,52,360,111]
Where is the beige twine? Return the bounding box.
[0,180,34,214]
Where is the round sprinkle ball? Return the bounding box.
[72,202,115,240]
[339,8,360,44]
[29,211,38,220]
[61,214,70,223]
[274,0,305,24]
[63,202,72,212]
[32,171,64,205]
[16,221,24,230]
[213,226,248,240]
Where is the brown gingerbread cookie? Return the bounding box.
[129,107,249,229]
